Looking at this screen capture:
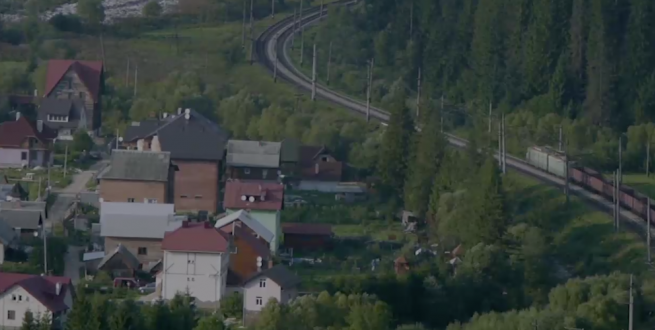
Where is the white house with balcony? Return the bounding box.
[0,272,73,329]
[160,221,231,305]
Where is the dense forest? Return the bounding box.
[302,0,655,171]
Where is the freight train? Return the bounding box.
[525,146,655,221]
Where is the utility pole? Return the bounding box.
[409,1,413,40]
[565,150,570,204]
[64,145,68,177]
[271,0,275,18]
[629,274,634,330]
[498,120,502,169]
[648,198,651,264]
[416,67,421,119]
[125,58,130,87]
[647,140,651,177]
[273,38,278,83]
[559,125,563,152]
[37,177,41,201]
[366,59,373,122]
[615,170,620,232]
[311,43,317,101]
[43,224,47,275]
[619,135,623,183]
[116,128,119,150]
[242,0,246,48]
[502,113,507,174]
[299,0,304,65]
[249,0,254,64]
[326,41,332,85]
[319,0,324,21]
[291,8,297,48]
[488,102,492,133]
[440,95,444,133]
[133,64,138,97]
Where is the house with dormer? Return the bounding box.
[0,113,56,168]
[223,181,284,251]
[38,60,104,138]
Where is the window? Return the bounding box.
[138,247,147,255]
[262,169,268,179]
[127,198,135,203]
[145,198,158,204]
[11,295,16,301]
[181,195,188,198]
[18,295,22,301]
[259,278,266,288]
[7,311,14,320]
[20,152,27,161]
[187,259,195,264]
[244,168,251,174]
[255,297,263,306]
[194,195,202,199]
[321,156,329,162]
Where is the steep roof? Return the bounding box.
[0,273,72,313]
[282,223,333,236]
[124,110,229,161]
[100,202,182,239]
[0,116,56,147]
[298,146,343,182]
[0,209,42,230]
[97,245,140,271]
[44,60,103,102]
[223,181,284,211]
[162,222,230,253]
[226,140,281,168]
[102,150,174,182]
[214,210,275,243]
[37,99,87,130]
[243,265,300,290]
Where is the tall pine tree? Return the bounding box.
[377,86,414,200]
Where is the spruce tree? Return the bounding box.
[377,86,414,200]
[108,299,141,330]
[65,287,91,330]
[87,293,110,330]
[404,110,447,217]
[170,293,198,330]
[36,312,51,330]
[548,52,570,113]
[21,310,37,330]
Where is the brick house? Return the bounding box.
[123,109,229,213]
[223,224,272,289]
[0,114,56,168]
[40,60,104,138]
[225,140,281,181]
[99,150,178,204]
[99,202,184,265]
[296,145,344,191]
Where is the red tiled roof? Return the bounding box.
[0,116,56,147]
[44,60,103,102]
[282,223,333,236]
[233,225,271,258]
[298,146,343,182]
[0,273,72,313]
[162,222,229,253]
[224,181,284,211]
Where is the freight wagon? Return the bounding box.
[525,146,655,225]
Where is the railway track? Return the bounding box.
[254,1,649,231]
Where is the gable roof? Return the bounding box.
[37,99,87,130]
[124,110,229,161]
[97,244,140,271]
[0,273,72,313]
[0,209,42,230]
[223,181,284,211]
[282,223,333,236]
[162,222,230,253]
[39,98,75,116]
[0,116,57,147]
[44,60,103,102]
[298,146,343,182]
[100,202,182,239]
[0,201,47,219]
[243,265,300,290]
[226,140,281,168]
[102,150,174,182]
[214,210,275,243]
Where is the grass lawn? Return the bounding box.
[505,172,648,277]
[0,167,72,201]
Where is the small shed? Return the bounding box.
[97,245,140,278]
[282,223,333,251]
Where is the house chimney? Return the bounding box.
[15,112,20,121]
[37,120,43,133]
[137,139,144,151]
[55,282,61,296]
[151,135,161,152]
[182,220,189,228]
[315,163,319,174]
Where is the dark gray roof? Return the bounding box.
[226,140,281,168]
[244,265,301,289]
[37,98,86,130]
[97,245,140,271]
[280,139,301,163]
[102,150,173,182]
[0,201,47,220]
[39,98,73,116]
[123,110,229,161]
[0,218,17,246]
[0,209,42,230]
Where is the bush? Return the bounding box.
[48,14,84,33]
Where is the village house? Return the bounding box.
[225,140,282,181]
[242,265,300,324]
[99,202,184,265]
[96,244,141,278]
[0,114,56,168]
[0,201,47,238]
[160,221,231,306]
[222,224,273,294]
[215,210,275,253]
[0,272,73,329]
[99,149,178,204]
[39,60,104,138]
[122,109,229,213]
[223,181,284,251]
[296,145,344,191]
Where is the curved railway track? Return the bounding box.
[254,1,649,231]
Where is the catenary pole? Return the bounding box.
[498,120,502,168]
[416,67,421,119]
[559,125,563,152]
[311,43,317,101]
[326,41,332,85]
[273,38,278,83]
[242,0,246,47]
[440,95,444,133]
[648,140,651,177]
[319,0,324,21]
[291,8,297,48]
[299,0,304,66]
[271,0,275,18]
[648,198,652,264]
[488,102,492,133]
[629,274,634,330]
[502,113,506,174]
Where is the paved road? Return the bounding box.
[64,246,85,284]
[256,3,653,235]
